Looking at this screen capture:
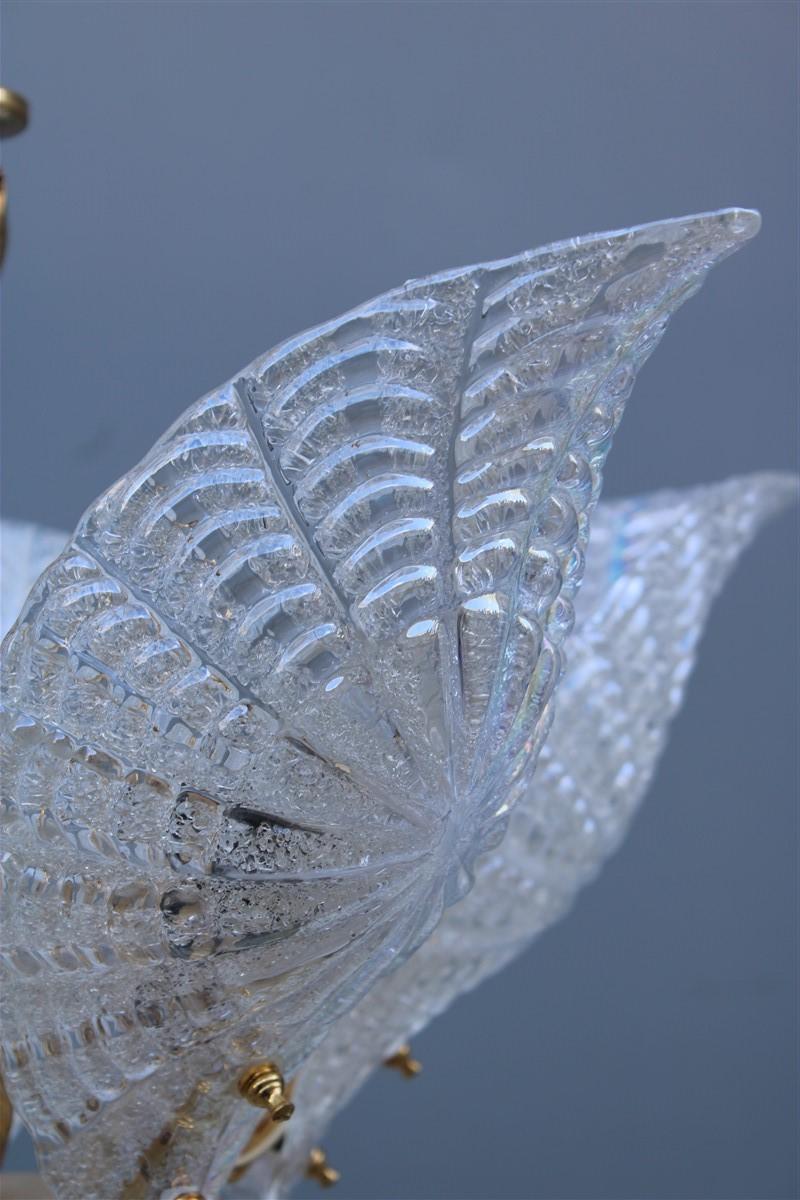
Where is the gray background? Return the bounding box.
[1,2,797,1198]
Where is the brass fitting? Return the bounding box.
[237,1062,294,1121]
[306,1147,340,1188]
[384,1043,422,1078]
[0,88,28,139]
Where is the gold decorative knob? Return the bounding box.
[0,88,28,139]
[0,87,28,268]
[174,1193,205,1200]
[384,1043,422,1078]
[237,1062,294,1121]
[306,1147,340,1188]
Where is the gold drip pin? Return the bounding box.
[238,1062,294,1121]
[306,1147,340,1188]
[384,1043,422,1078]
[228,1105,293,1183]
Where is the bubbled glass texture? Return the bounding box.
[0,209,762,1200]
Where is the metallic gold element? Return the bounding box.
[227,1079,295,1185]
[0,1069,12,1166]
[384,1043,422,1078]
[238,1062,294,1121]
[0,87,28,266]
[119,1078,216,1200]
[0,88,28,138]
[227,1113,281,1182]
[306,1147,340,1188]
[173,1194,205,1200]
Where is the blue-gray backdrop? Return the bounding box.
[1,3,797,1198]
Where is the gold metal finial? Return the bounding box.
[237,1062,294,1121]
[384,1043,422,1078]
[306,1147,340,1189]
[0,86,29,267]
[0,88,29,139]
[174,1193,205,1200]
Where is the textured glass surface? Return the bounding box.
[0,210,761,1200]
[242,471,796,1199]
